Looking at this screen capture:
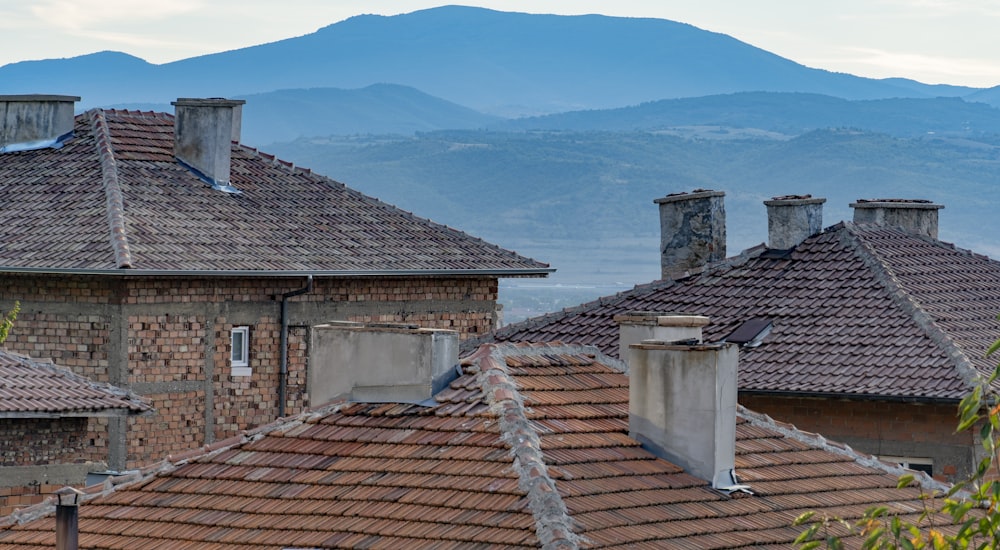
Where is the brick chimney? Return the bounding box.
[654,190,726,280]
[627,314,740,489]
[850,199,943,239]
[614,312,709,363]
[309,322,459,404]
[171,98,245,191]
[764,195,826,249]
[0,95,79,153]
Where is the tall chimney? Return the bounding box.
[850,199,943,239]
[309,322,459,405]
[0,95,80,153]
[171,98,245,191]
[654,190,726,280]
[628,315,739,489]
[614,312,709,362]
[764,195,826,249]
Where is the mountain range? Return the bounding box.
[3,5,999,319]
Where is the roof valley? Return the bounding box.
[88,109,133,269]
[842,223,981,390]
[472,343,583,550]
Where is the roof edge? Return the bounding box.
[842,222,983,392]
[0,267,554,277]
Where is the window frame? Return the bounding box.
[230,326,251,376]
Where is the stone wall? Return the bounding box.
[1,273,500,470]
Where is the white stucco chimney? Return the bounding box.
[309,322,459,405]
[764,195,825,250]
[0,95,80,153]
[171,98,245,192]
[850,199,943,239]
[655,190,726,280]
[614,312,709,364]
[627,314,740,489]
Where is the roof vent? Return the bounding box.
[764,195,825,250]
[309,322,460,405]
[654,190,726,280]
[171,98,245,193]
[850,199,943,239]
[0,95,80,153]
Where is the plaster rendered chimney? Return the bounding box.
[764,195,826,250]
[171,98,245,192]
[850,199,943,239]
[309,322,459,405]
[627,315,740,489]
[614,312,709,364]
[654,190,726,280]
[0,95,80,153]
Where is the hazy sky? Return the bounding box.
[3,0,1000,88]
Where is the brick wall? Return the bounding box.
[0,273,501,471]
[0,418,90,467]
[740,394,972,482]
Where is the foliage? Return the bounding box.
[0,301,18,345]
[794,319,1000,549]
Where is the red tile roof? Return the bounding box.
[481,223,1000,400]
[0,350,151,417]
[0,343,961,548]
[0,109,549,275]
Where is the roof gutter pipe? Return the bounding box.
[279,275,313,418]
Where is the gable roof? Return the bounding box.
[479,222,1000,401]
[0,342,958,548]
[0,108,550,276]
[0,350,151,417]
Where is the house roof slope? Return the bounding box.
[480,223,1000,401]
[0,342,958,548]
[0,109,550,275]
[0,350,151,417]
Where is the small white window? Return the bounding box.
[231,326,250,376]
[879,455,933,476]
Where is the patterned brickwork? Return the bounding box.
[0,273,500,472]
[0,418,89,467]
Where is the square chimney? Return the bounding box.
[0,95,80,153]
[309,322,459,405]
[850,199,943,239]
[626,315,739,489]
[764,195,825,250]
[654,190,726,280]
[171,98,245,191]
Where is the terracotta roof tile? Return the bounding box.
[0,349,151,416]
[0,109,549,275]
[479,223,1000,400]
[0,342,970,548]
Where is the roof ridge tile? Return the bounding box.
[89,109,133,269]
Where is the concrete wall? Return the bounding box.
[0,273,499,470]
[740,394,973,482]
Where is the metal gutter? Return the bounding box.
[279,276,313,418]
[739,389,962,405]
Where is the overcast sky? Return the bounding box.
[2,0,1000,88]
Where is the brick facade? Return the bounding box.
[1,273,500,470]
[740,394,972,482]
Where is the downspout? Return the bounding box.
[279,275,313,418]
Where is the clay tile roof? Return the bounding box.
[0,109,550,276]
[0,349,151,417]
[478,223,1000,401]
[0,342,962,548]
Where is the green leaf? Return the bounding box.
[793,511,817,526]
[897,474,915,489]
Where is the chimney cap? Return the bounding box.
[654,189,724,205]
[171,98,246,107]
[850,199,943,210]
[0,94,81,102]
[764,195,826,206]
[614,312,709,327]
